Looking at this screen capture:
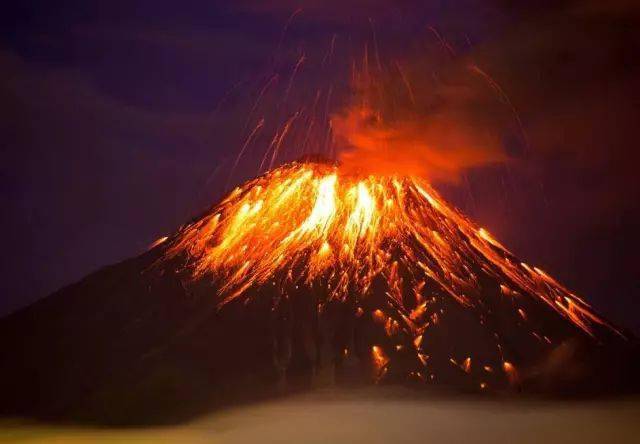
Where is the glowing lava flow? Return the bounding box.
[163,161,624,386]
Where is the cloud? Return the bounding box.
[332,98,508,183]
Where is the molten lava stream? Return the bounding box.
[162,161,625,388]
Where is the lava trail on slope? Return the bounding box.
[0,160,637,425]
[158,160,632,391]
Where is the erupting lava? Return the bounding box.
[162,160,625,389]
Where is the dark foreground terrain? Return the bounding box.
[2,388,639,443]
[1,234,638,425]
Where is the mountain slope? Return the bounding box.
[1,161,637,425]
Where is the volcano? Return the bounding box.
[1,160,637,424]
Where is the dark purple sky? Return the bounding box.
[1,1,639,333]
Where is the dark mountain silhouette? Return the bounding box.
[1,161,637,425]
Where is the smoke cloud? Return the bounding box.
[334,89,518,182]
[331,55,517,183]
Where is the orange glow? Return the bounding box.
[478,228,507,251]
[503,361,518,385]
[517,308,527,321]
[462,357,472,374]
[372,309,387,324]
[332,105,506,183]
[163,161,625,384]
[167,161,621,336]
[385,318,400,337]
[372,345,389,370]
[410,302,427,321]
[147,236,168,250]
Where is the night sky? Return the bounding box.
[1,1,639,333]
